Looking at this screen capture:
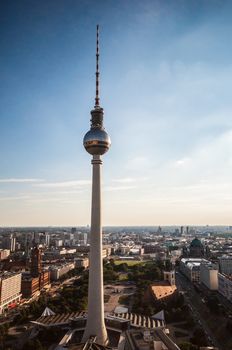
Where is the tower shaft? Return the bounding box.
[82,154,108,345]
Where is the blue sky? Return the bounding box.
[0,0,232,226]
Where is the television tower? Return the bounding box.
[82,25,111,345]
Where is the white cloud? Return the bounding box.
[104,185,136,192]
[25,197,81,204]
[112,177,148,183]
[126,156,151,170]
[113,177,136,183]
[36,180,91,188]
[0,178,44,183]
[174,157,192,167]
[0,195,31,201]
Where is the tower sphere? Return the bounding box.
[83,127,111,155]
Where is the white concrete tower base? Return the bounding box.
[82,154,108,345]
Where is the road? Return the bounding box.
[175,272,222,350]
[215,290,232,314]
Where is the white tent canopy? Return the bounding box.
[41,307,56,317]
[152,310,165,321]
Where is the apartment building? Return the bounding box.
[218,256,232,275]
[49,262,75,281]
[218,273,232,303]
[180,258,208,283]
[0,272,22,313]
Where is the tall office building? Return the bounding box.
[44,233,50,247]
[3,234,16,252]
[76,232,88,245]
[31,244,42,277]
[82,25,111,345]
[71,227,77,235]
[22,243,50,298]
[180,226,184,236]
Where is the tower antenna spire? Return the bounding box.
[95,24,100,107]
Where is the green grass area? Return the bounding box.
[118,273,128,281]
[114,260,148,266]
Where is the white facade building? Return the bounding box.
[180,258,208,283]
[55,239,63,247]
[200,262,218,290]
[45,233,50,247]
[0,272,22,314]
[218,273,232,303]
[59,248,76,255]
[75,232,88,245]
[3,235,16,252]
[49,262,75,281]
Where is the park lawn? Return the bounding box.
[118,273,128,281]
[114,260,146,266]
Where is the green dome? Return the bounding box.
[190,238,203,248]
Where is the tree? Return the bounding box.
[179,342,198,350]
[22,339,44,350]
[114,263,128,272]
[226,319,232,333]
[191,327,208,347]
[206,296,219,314]
[103,264,117,283]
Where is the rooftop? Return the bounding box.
[32,311,87,327]
[66,336,112,350]
[32,312,165,330]
[113,312,165,328]
[219,255,232,260]
[181,258,208,264]
[151,282,177,300]
[0,271,21,279]
[125,329,180,350]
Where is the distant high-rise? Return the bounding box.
[44,233,50,247]
[71,227,77,235]
[82,25,111,345]
[3,234,16,252]
[180,226,184,236]
[24,233,31,260]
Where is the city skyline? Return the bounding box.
[1,0,232,226]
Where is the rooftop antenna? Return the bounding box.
[95,24,100,108]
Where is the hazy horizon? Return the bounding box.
[0,225,231,230]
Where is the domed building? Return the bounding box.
[189,238,205,258]
[182,237,209,258]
